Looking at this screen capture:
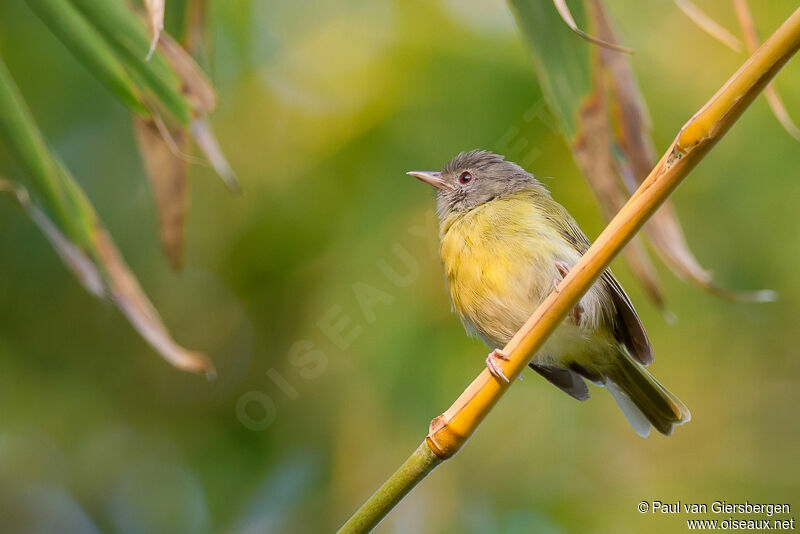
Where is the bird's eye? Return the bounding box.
[459,172,472,184]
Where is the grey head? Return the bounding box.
[407,150,540,219]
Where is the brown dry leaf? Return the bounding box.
[572,45,666,308]
[734,0,800,141]
[2,178,214,375]
[552,0,633,53]
[646,206,776,302]
[183,0,209,58]
[591,0,774,303]
[1,180,105,298]
[143,0,165,60]
[158,32,216,113]
[763,87,800,141]
[94,229,216,377]
[674,0,743,52]
[191,118,240,193]
[622,237,668,311]
[133,116,190,269]
[156,34,237,196]
[734,0,763,51]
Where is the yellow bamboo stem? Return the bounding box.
[338,6,800,532]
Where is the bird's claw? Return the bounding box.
[555,261,570,279]
[554,261,583,324]
[486,348,510,383]
[553,261,570,293]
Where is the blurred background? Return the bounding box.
[1,0,799,532]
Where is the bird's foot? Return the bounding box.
[555,261,571,280]
[486,348,510,383]
[554,261,583,324]
[553,261,570,293]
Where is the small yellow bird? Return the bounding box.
[408,150,690,437]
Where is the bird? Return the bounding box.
[407,150,690,437]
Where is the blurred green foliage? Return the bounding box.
[1,0,799,532]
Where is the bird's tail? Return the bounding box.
[603,350,691,437]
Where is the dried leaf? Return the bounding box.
[646,206,776,302]
[1,180,216,373]
[620,233,667,309]
[1,56,212,374]
[734,0,763,51]
[572,48,666,308]
[592,0,774,303]
[133,116,190,269]
[191,118,240,193]
[763,87,800,141]
[552,0,633,54]
[734,0,800,141]
[158,32,217,113]
[94,229,216,377]
[1,180,105,298]
[183,0,209,59]
[143,0,164,60]
[674,0,743,52]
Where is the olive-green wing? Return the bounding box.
[542,195,654,365]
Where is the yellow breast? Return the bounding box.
[439,192,580,346]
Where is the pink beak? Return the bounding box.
[406,171,451,190]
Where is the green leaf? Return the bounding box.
[25,0,149,116]
[69,0,194,125]
[508,0,591,140]
[0,56,95,249]
[0,56,214,375]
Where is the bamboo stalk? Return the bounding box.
[337,5,800,533]
[338,442,442,533]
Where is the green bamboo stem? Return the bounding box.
[337,441,442,534]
